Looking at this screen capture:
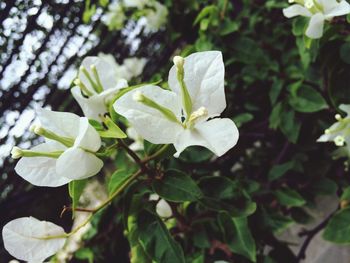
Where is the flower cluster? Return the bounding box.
[283,0,350,38]
[318,104,350,149]
[103,0,168,32]
[3,51,239,262]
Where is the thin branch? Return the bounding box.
[296,209,338,262]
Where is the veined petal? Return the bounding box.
[282,4,312,18]
[168,51,226,116]
[324,0,350,18]
[74,117,101,152]
[306,13,325,39]
[14,142,71,187]
[2,217,66,262]
[80,56,121,91]
[37,107,80,139]
[113,85,183,144]
[56,147,103,180]
[174,118,239,157]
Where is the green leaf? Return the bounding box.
[152,169,203,202]
[98,115,127,138]
[309,177,337,196]
[233,113,254,128]
[68,179,88,217]
[75,248,94,263]
[341,187,350,201]
[269,102,283,129]
[218,212,256,262]
[193,5,217,25]
[289,86,327,113]
[261,209,294,234]
[199,177,256,217]
[268,161,295,181]
[108,169,134,196]
[231,37,268,65]
[269,79,283,105]
[137,210,185,263]
[292,17,308,36]
[323,208,350,244]
[274,188,306,207]
[280,109,301,144]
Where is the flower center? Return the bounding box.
[77,64,104,95]
[186,106,208,129]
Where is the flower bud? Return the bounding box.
[335,114,342,121]
[173,56,184,69]
[132,91,145,102]
[11,146,23,159]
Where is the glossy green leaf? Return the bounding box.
[323,208,350,244]
[152,169,203,202]
[108,169,133,196]
[218,212,256,262]
[137,210,185,263]
[68,179,88,217]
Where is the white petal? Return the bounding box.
[36,108,80,139]
[2,217,66,262]
[340,104,350,116]
[282,4,311,18]
[306,13,325,39]
[80,56,121,91]
[174,118,239,157]
[74,117,101,152]
[320,0,350,17]
[113,85,183,144]
[56,147,103,180]
[327,0,350,18]
[71,87,107,121]
[317,122,343,142]
[14,142,72,187]
[168,51,226,116]
[123,57,147,78]
[156,199,173,218]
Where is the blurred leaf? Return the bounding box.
[268,161,295,181]
[340,42,350,64]
[233,113,254,128]
[274,188,306,207]
[289,86,327,113]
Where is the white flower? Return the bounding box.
[283,0,350,38]
[123,0,148,9]
[12,108,103,187]
[102,2,126,30]
[127,127,144,151]
[2,217,67,262]
[144,1,168,32]
[115,57,147,82]
[71,56,128,121]
[318,104,350,149]
[114,51,239,158]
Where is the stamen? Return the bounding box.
[74,79,93,97]
[334,135,345,147]
[187,106,208,129]
[335,114,342,121]
[80,66,101,94]
[133,91,182,125]
[11,146,63,159]
[31,124,74,148]
[173,56,193,119]
[90,65,104,93]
